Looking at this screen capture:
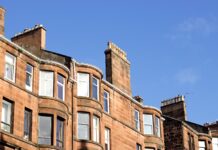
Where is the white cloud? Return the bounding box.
[166,17,218,40]
[175,68,200,84]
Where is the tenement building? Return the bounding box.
[205,121,218,150]
[161,95,212,150]
[0,7,164,150]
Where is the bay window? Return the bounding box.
[78,112,89,140]
[93,115,100,143]
[92,77,99,100]
[143,114,153,135]
[57,74,65,100]
[155,116,160,137]
[56,118,64,147]
[38,115,52,145]
[39,71,54,97]
[77,73,89,97]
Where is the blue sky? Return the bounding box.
[1,1,218,124]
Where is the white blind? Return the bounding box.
[2,100,11,124]
[93,116,99,142]
[78,113,89,140]
[39,71,54,97]
[77,73,89,97]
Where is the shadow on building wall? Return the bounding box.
[0,133,5,150]
[79,140,88,150]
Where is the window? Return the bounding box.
[78,112,89,140]
[143,114,153,135]
[104,91,109,113]
[134,110,140,131]
[57,74,65,100]
[213,138,218,150]
[56,118,64,148]
[4,52,16,82]
[1,99,12,133]
[199,141,206,150]
[155,116,160,137]
[38,115,52,145]
[93,116,100,143]
[105,128,110,150]
[92,77,99,100]
[188,133,195,150]
[26,64,33,91]
[136,143,141,150]
[77,73,89,97]
[145,148,155,150]
[39,71,54,97]
[24,108,32,141]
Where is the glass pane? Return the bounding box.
[58,74,64,84]
[78,125,89,140]
[144,114,153,125]
[144,125,153,134]
[39,71,54,97]
[57,118,64,147]
[92,85,98,100]
[24,109,31,140]
[26,73,32,86]
[77,73,89,97]
[26,64,33,73]
[58,84,63,100]
[1,123,10,132]
[104,98,108,112]
[93,77,97,85]
[38,115,52,145]
[5,64,14,80]
[78,113,89,124]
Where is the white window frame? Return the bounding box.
[39,71,54,97]
[92,76,99,100]
[199,140,206,150]
[77,73,89,97]
[104,91,110,113]
[1,100,12,133]
[78,112,90,140]
[134,110,140,131]
[105,128,110,150]
[212,138,218,150]
[136,143,142,150]
[4,52,16,82]
[155,116,160,137]
[57,74,65,101]
[143,114,153,135]
[93,115,100,143]
[25,64,33,91]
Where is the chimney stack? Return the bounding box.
[11,24,46,56]
[105,42,132,96]
[161,95,187,121]
[0,6,5,36]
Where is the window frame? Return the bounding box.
[134,109,140,131]
[38,115,53,145]
[78,112,90,140]
[105,128,110,150]
[39,71,54,97]
[57,74,65,101]
[77,73,90,97]
[56,117,64,148]
[143,114,153,135]
[136,143,142,150]
[24,108,32,141]
[93,115,100,143]
[199,140,206,150]
[1,99,13,133]
[155,116,160,137]
[4,52,16,82]
[103,91,110,113]
[25,64,33,91]
[92,76,99,100]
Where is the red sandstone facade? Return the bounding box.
[0,7,164,150]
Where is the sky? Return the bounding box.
[1,1,218,124]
